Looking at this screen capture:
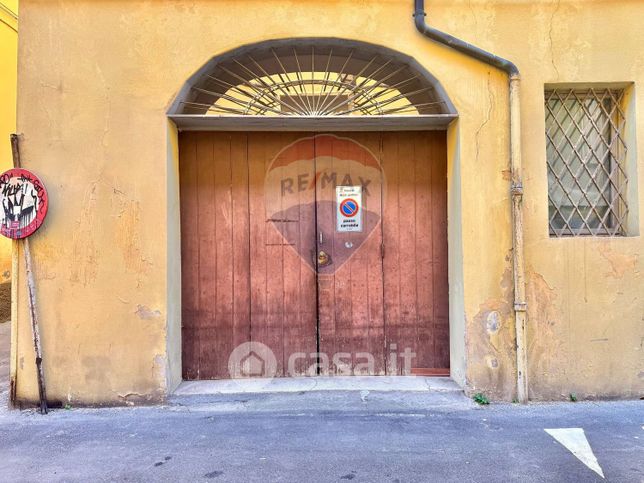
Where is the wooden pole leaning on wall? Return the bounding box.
[10,134,48,414]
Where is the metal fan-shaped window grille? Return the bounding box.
[170,39,456,129]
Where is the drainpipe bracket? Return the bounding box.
[514,302,527,312]
[510,182,524,197]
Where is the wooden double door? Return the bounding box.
[180,131,448,380]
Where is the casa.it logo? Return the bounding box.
[228,341,278,379]
[264,134,384,273]
[228,342,418,381]
[227,341,278,389]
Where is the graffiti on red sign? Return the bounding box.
[0,168,48,239]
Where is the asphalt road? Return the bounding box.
[0,390,642,483]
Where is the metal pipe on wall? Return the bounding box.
[413,0,528,403]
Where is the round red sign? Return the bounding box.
[339,198,359,218]
[0,168,48,239]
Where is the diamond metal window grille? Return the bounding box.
[545,88,628,236]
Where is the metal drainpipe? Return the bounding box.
[413,0,528,403]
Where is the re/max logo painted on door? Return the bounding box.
[263,134,384,272]
[280,171,372,197]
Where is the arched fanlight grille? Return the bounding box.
[176,40,452,117]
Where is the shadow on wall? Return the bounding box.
[0,281,9,322]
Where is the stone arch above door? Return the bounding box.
[168,38,457,131]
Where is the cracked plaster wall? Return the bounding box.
[12,0,644,404]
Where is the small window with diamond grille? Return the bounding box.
[545,88,629,236]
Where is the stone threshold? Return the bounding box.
[174,376,462,396]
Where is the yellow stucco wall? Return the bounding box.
[13,0,643,405]
[0,1,18,288]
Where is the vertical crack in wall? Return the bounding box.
[548,0,562,80]
[475,72,494,164]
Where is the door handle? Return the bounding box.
[317,250,330,267]
[319,231,324,245]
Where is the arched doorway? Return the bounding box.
[169,39,456,380]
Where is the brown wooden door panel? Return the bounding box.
[382,131,449,373]
[180,131,448,380]
[315,133,385,375]
[230,133,252,354]
[179,132,200,379]
[249,133,317,376]
[429,133,450,369]
[181,132,319,379]
[180,132,251,379]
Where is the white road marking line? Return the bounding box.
[545,428,605,479]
